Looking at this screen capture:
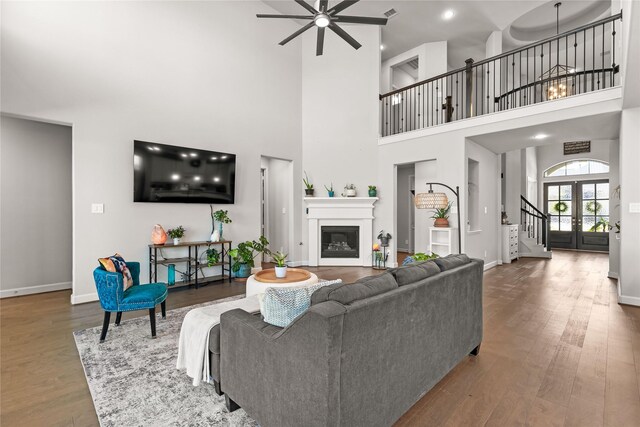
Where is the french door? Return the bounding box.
[544,180,610,252]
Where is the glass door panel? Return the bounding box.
[577,181,609,251]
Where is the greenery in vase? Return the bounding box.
[271,251,288,267]
[412,252,439,261]
[303,172,313,190]
[344,184,356,190]
[211,208,232,224]
[206,247,220,266]
[368,185,377,191]
[167,226,185,239]
[229,236,270,273]
[324,183,334,192]
[431,202,452,219]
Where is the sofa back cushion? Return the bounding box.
[390,261,440,286]
[434,254,471,271]
[311,273,397,305]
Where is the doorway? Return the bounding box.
[260,156,294,263]
[396,163,416,260]
[544,180,610,251]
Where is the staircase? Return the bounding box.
[520,195,552,259]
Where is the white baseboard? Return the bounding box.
[396,247,409,253]
[484,260,498,271]
[288,260,309,268]
[71,291,98,305]
[0,281,71,299]
[617,278,640,307]
[608,271,619,279]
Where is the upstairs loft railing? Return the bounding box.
[380,12,622,137]
[521,195,549,251]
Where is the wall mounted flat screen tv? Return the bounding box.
[134,140,236,203]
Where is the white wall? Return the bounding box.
[0,115,72,297]
[392,67,416,90]
[609,139,620,278]
[505,150,522,223]
[380,42,448,94]
[262,157,292,258]
[1,1,304,303]
[301,25,380,264]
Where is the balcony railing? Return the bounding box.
[379,12,622,137]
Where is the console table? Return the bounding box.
[148,240,232,290]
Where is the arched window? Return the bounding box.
[543,159,609,178]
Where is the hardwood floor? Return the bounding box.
[2,252,640,426]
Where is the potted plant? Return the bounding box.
[324,183,335,197]
[431,202,452,227]
[229,236,270,278]
[210,207,232,242]
[343,184,357,197]
[368,185,377,197]
[377,230,392,246]
[271,251,288,278]
[206,247,220,267]
[303,172,314,196]
[167,226,185,245]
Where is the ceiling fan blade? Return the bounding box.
[294,0,318,14]
[319,0,328,12]
[279,21,316,46]
[257,14,313,19]
[328,0,359,15]
[328,22,361,50]
[334,15,388,25]
[316,27,325,56]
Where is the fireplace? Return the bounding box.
[321,226,360,259]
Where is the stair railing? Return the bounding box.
[520,195,548,250]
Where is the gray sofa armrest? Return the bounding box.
[220,301,347,427]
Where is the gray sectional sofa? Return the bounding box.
[214,254,484,427]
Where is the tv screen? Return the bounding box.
[133,140,236,203]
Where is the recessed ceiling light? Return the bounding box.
[194,176,201,181]
[442,10,455,20]
[533,133,548,140]
[171,174,180,180]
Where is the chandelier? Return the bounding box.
[540,2,574,101]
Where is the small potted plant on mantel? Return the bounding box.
[271,251,288,278]
[303,172,314,196]
[167,226,185,245]
[324,183,335,197]
[368,185,377,197]
[343,184,357,197]
[431,202,452,227]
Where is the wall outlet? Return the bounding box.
[484,250,487,258]
[282,207,286,214]
[91,203,104,214]
[405,239,409,245]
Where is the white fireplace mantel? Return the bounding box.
[305,197,378,267]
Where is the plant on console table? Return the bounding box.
[229,236,270,279]
[167,226,185,245]
[206,247,220,267]
[210,206,232,242]
[271,251,288,278]
[303,172,314,196]
[431,202,452,227]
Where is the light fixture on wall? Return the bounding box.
[256,0,388,56]
[414,183,462,254]
[540,2,575,100]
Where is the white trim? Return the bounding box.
[287,260,309,268]
[608,271,619,279]
[617,279,640,306]
[0,281,71,298]
[70,291,98,305]
[396,247,409,252]
[484,260,498,271]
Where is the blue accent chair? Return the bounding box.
[93,261,168,342]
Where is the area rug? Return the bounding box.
[73,296,258,427]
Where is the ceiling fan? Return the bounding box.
[257,0,388,56]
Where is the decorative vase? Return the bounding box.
[218,222,224,241]
[173,237,180,245]
[328,191,335,197]
[235,263,251,278]
[368,189,377,197]
[434,218,449,227]
[167,264,176,286]
[151,224,167,245]
[305,188,314,196]
[345,189,356,197]
[275,266,288,278]
[211,229,220,242]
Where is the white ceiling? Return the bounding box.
[261,0,611,68]
[467,111,620,153]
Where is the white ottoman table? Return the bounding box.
[245,268,319,298]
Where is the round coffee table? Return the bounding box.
[245,268,319,297]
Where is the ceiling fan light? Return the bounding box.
[315,14,330,27]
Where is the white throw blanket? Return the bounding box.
[176,295,261,386]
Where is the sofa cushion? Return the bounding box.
[391,261,441,286]
[261,280,343,327]
[434,254,471,271]
[311,273,397,305]
[209,324,221,354]
[98,253,134,291]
